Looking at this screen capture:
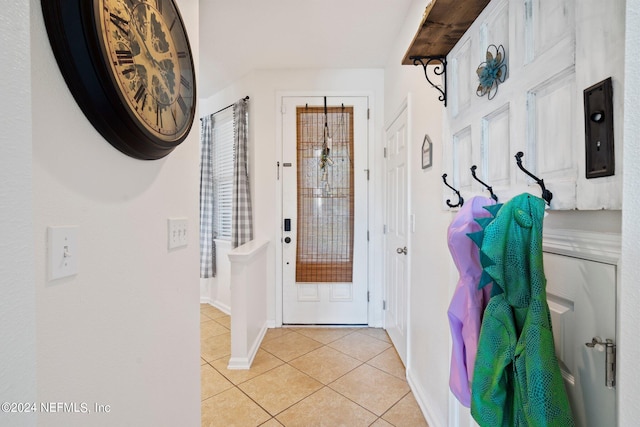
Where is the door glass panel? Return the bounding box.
[296,106,354,283]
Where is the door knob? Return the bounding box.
[396,247,407,255]
[284,237,291,244]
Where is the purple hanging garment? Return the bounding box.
[447,196,495,407]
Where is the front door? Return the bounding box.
[281,96,369,324]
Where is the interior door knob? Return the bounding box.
[284,237,291,244]
[396,246,408,255]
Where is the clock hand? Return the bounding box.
[132,18,158,65]
[132,14,175,82]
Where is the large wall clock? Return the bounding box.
[41,0,197,160]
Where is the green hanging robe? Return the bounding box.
[470,194,574,426]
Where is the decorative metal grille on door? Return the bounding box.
[296,104,354,283]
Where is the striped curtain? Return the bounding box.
[232,99,253,248]
[199,115,217,278]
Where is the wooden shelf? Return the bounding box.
[402,0,491,65]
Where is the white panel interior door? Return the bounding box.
[384,105,408,364]
[543,252,616,427]
[281,96,369,324]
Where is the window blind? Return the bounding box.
[295,106,355,283]
[212,108,235,241]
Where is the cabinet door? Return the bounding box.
[543,252,617,427]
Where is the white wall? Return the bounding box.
[384,1,626,426]
[194,1,637,426]
[383,1,451,426]
[0,2,37,426]
[200,68,385,326]
[620,0,640,424]
[200,240,232,313]
[29,0,201,425]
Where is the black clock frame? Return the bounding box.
[41,0,197,160]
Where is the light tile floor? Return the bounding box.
[201,304,429,427]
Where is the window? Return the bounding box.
[212,108,235,241]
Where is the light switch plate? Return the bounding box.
[48,226,78,280]
[168,218,188,249]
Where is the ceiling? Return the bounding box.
[198,0,415,99]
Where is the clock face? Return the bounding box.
[40,0,196,159]
[98,0,195,142]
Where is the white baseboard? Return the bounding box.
[227,321,268,370]
[407,367,444,427]
[200,299,231,316]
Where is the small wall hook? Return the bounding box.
[442,173,464,208]
[514,152,553,205]
[470,165,498,202]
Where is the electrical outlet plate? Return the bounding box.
[168,218,188,249]
[48,226,78,280]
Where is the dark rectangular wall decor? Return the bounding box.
[584,77,615,179]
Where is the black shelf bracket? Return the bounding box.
[410,56,448,106]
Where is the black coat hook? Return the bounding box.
[470,165,498,202]
[514,152,553,205]
[442,173,464,208]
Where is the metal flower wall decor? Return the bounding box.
[476,44,507,100]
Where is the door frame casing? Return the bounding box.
[274,91,379,327]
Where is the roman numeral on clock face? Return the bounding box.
[115,50,133,65]
[171,109,178,127]
[177,95,188,116]
[180,75,191,91]
[156,103,164,127]
[134,85,147,110]
[110,13,129,36]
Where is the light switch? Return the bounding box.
[168,218,188,249]
[48,226,78,280]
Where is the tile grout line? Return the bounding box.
[279,342,406,424]
[377,389,414,424]
[241,342,335,419]
[323,368,408,421]
[206,350,284,388]
[201,308,420,426]
[214,340,379,423]
[204,333,402,402]
[260,330,326,363]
